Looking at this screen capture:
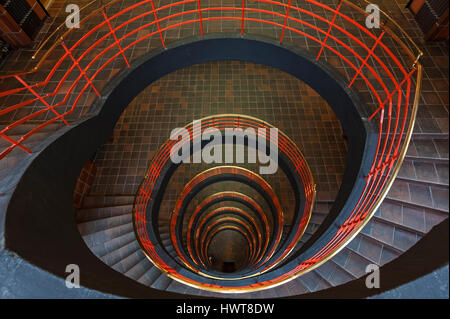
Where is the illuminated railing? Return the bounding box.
[186,192,271,269]
[170,166,285,274]
[134,115,316,288]
[0,0,422,292]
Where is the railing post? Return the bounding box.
[280,0,293,44]
[348,31,385,88]
[149,0,166,48]
[101,9,130,67]
[316,0,342,61]
[14,75,69,126]
[197,0,204,37]
[61,42,101,98]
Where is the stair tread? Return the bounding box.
[397,160,449,186]
[81,195,135,208]
[81,222,133,247]
[138,266,162,286]
[124,255,152,280]
[151,273,172,290]
[384,196,448,214]
[88,230,136,258]
[76,204,133,223]
[102,239,141,266]
[111,245,144,273]
[77,214,132,236]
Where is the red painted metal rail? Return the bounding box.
[134,115,315,284]
[186,192,271,268]
[172,167,280,271]
[0,0,422,292]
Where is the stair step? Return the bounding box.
[183,286,205,297]
[125,256,153,281]
[300,232,312,243]
[77,214,131,236]
[411,133,449,140]
[339,247,372,278]
[81,222,133,248]
[166,278,189,294]
[251,287,280,298]
[387,177,448,212]
[355,233,400,264]
[151,273,172,290]
[395,176,448,189]
[407,138,448,161]
[81,195,135,209]
[313,202,333,214]
[378,200,448,234]
[76,204,133,223]
[103,240,141,266]
[404,156,448,164]
[88,230,136,258]
[310,213,326,225]
[160,233,170,240]
[285,277,311,295]
[372,213,426,237]
[298,270,332,292]
[111,245,144,273]
[384,197,448,215]
[326,258,357,286]
[138,266,162,286]
[397,160,448,186]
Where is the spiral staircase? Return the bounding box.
[0,0,448,298]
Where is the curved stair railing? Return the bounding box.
[0,0,422,294]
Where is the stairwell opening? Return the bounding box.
[73,55,351,288]
[5,35,374,296]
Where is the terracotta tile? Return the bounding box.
[332,249,350,269]
[431,187,449,211]
[381,202,403,224]
[388,180,410,202]
[393,228,418,251]
[328,267,354,286]
[357,237,382,263]
[413,139,439,158]
[425,211,448,232]
[371,220,394,244]
[435,163,449,185]
[402,207,425,232]
[344,251,369,278]
[417,118,442,134]
[379,246,400,265]
[408,183,433,208]
[413,161,438,183]
[398,161,416,179]
[434,139,449,159]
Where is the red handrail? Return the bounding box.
[0,0,422,292]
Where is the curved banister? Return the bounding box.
[0,0,422,293]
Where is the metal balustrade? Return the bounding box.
[0,0,422,293]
